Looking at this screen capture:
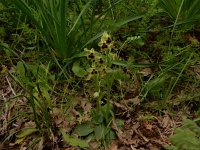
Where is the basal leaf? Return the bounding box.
[72,61,86,77]
[17,61,26,79]
[61,129,89,148]
[74,122,94,136]
[15,137,26,144]
[105,130,116,145]
[94,124,105,141]
[16,128,38,139]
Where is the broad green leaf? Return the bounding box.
[63,51,88,62]
[61,129,89,148]
[67,1,91,36]
[92,111,104,124]
[105,130,116,145]
[0,27,5,37]
[16,128,38,138]
[17,61,25,78]
[74,122,94,136]
[15,137,26,144]
[102,103,114,124]
[94,124,105,141]
[112,60,128,67]
[144,74,169,92]
[72,61,86,77]
[112,15,143,30]
[106,130,116,140]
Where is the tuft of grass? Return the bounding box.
[159,0,200,25]
[11,0,144,60]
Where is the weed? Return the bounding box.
[166,118,200,150]
[70,32,128,146]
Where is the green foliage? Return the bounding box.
[71,32,128,146]
[74,103,117,146]
[61,129,89,148]
[12,0,70,58]
[15,128,39,144]
[141,73,171,100]
[0,0,39,50]
[16,61,27,85]
[8,0,110,58]
[72,32,129,95]
[0,27,6,39]
[74,121,94,136]
[10,0,144,59]
[159,0,200,25]
[12,61,55,132]
[72,59,87,78]
[166,118,200,150]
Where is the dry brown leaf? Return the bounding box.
[112,101,128,110]
[193,65,200,80]
[71,109,80,116]
[112,120,138,145]
[145,124,153,131]
[81,100,92,112]
[139,68,152,76]
[89,141,99,149]
[52,107,61,116]
[20,146,26,150]
[125,96,140,105]
[108,140,118,150]
[148,144,160,150]
[77,112,91,123]
[188,35,199,44]
[162,115,170,128]
[135,129,149,142]
[24,121,36,128]
[37,137,44,150]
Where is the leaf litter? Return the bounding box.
[110,106,184,150]
[0,70,186,150]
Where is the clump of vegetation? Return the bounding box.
[72,32,128,146]
[166,118,200,150]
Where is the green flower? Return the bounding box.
[85,67,98,80]
[108,52,118,60]
[98,32,114,52]
[99,58,104,64]
[84,48,100,61]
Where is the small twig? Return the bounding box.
[156,126,165,142]
[3,75,17,131]
[6,75,16,96]
[112,120,137,145]
[2,94,8,122]
[131,145,137,150]
[134,129,149,142]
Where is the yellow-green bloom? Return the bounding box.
[84,48,100,61]
[108,52,118,60]
[100,32,111,42]
[85,67,98,80]
[98,32,114,52]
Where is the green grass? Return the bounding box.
[159,0,200,25]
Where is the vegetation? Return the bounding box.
[166,118,200,150]
[0,0,200,149]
